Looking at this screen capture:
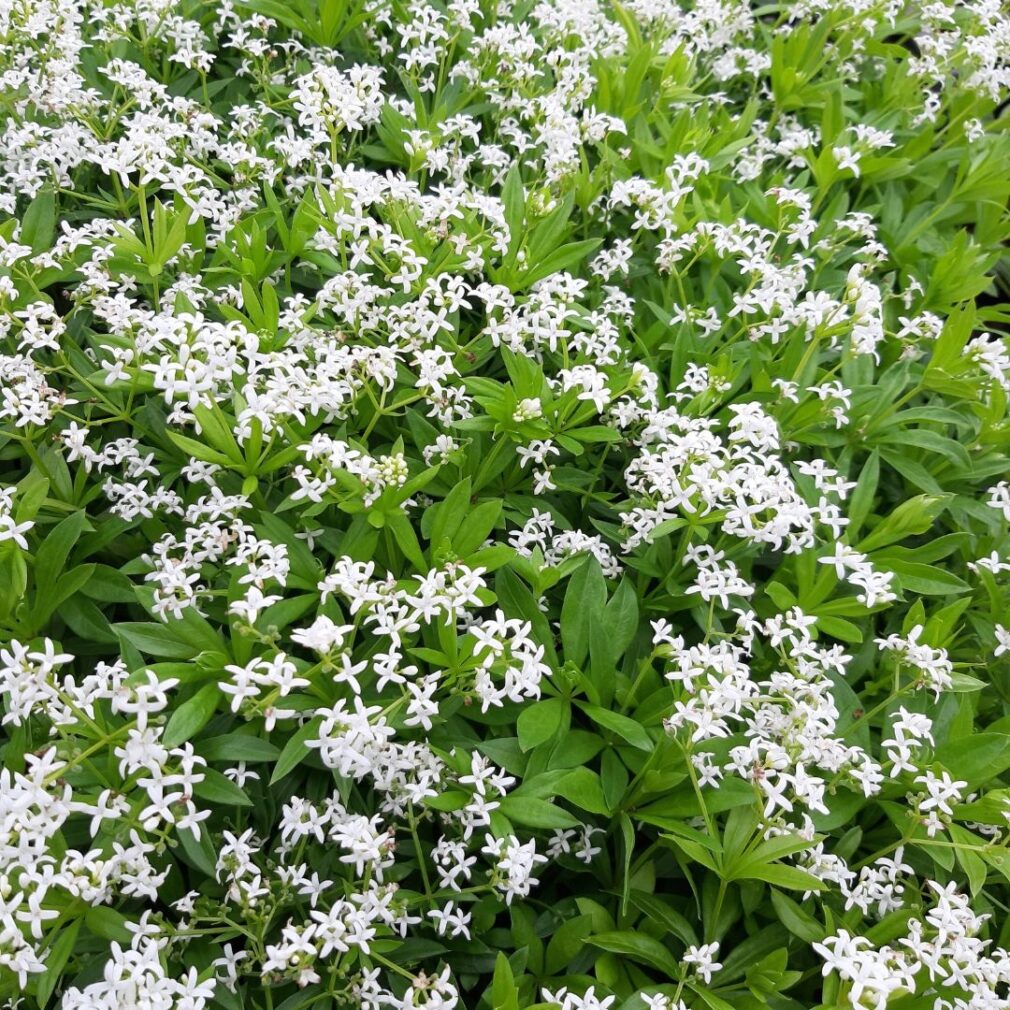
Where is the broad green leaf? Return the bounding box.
[587,931,681,979]
[197,734,280,762]
[629,890,699,946]
[115,622,202,660]
[769,888,824,942]
[427,477,472,549]
[34,509,87,596]
[517,697,567,751]
[498,795,581,829]
[554,766,609,815]
[734,863,826,891]
[492,951,519,1010]
[178,823,217,877]
[21,188,56,252]
[561,557,607,667]
[936,733,1010,787]
[193,767,253,807]
[453,498,503,556]
[163,683,222,746]
[36,919,80,1004]
[85,906,131,943]
[578,701,653,751]
[270,716,323,784]
[858,494,950,552]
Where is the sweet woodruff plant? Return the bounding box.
[1,1,1010,1009]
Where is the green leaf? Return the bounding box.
[936,733,1010,787]
[587,931,681,979]
[36,918,80,1004]
[163,683,221,747]
[166,430,235,467]
[178,823,217,877]
[193,402,244,463]
[32,563,96,630]
[629,890,699,946]
[857,494,950,552]
[518,238,602,289]
[501,165,526,254]
[526,191,575,265]
[197,734,280,763]
[496,565,558,668]
[561,556,607,667]
[769,888,824,942]
[115,622,202,659]
[492,951,519,1010]
[815,614,863,642]
[566,425,621,444]
[59,595,116,644]
[270,716,323,784]
[577,701,653,751]
[387,509,428,572]
[927,301,975,374]
[85,906,131,943]
[554,766,609,815]
[734,863,826,891]
[846,451,879,536]
[618,811,635,914]
[949,824,987,896]
[727,833,822,881]
[21,188,56,253]
[0,546,27,624]
[949,672,987,693]
[498,795,581,829]
[545,915,592,974]
[427,477,472,549]
[82,564,137,603]
[517,697,567,751]
[453,498,503,556]
[193,767,253,807]
[591,577,639,703]
[885,560,970,595]
[34,509,87,597]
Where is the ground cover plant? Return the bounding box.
[3,0,1010,1008]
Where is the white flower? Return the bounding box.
[995,624,1010,657]
[683,942,722,983]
